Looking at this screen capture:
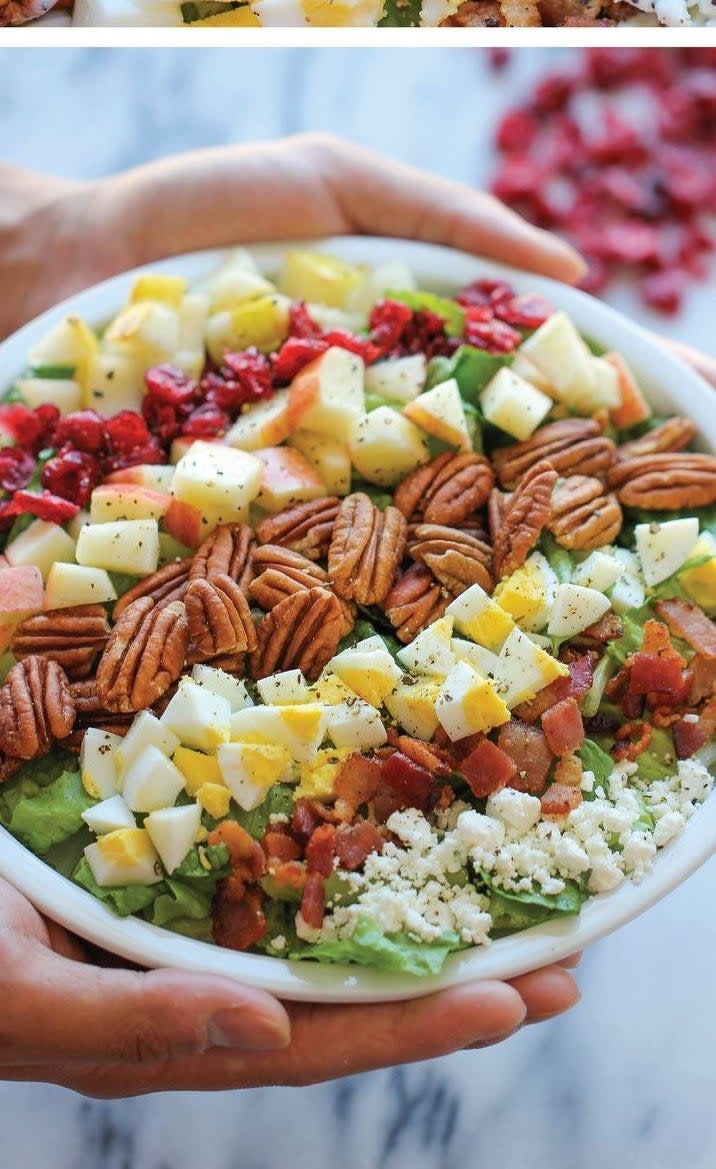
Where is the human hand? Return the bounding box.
[0,876,579,1096]
[0,133,585,340]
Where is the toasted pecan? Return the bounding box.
[255,497,341,561]
[248,546,355,636]
[393,452,495,525]
[185,574,257,660]
[547,476,623,550]
[607,453,716,509]
[493,419,616,489]
[409,524,493,594]
[328,493,406,605]
[249,587,343,682]
[0,656,75,760]
[96,598,189,713]
[112,560,191,621]
[493,460,557,578]
[487,488,511,543]
[384,563,453,644]
[616,416,697,462]
[11,605,110,680]
[190,523,256,590]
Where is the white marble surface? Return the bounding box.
[1,46,716,1169]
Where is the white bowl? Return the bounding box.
[1,237,715,1003]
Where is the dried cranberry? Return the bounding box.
[322,330,381,365]
[463,316,521,354]
[496,107,539,154]
[495,293,552,329]
[0,403,59,454]
[0,447,35,493]
[286,302,322,339]
[144,365,199,408]
[41,448,102,508]
[641,269,688,315]
[52,409,106,455]
[271,337,330,384]
[103,438,165,475]
[181,403,231,438]
[488,48,510,72]
[7,489,80,523]
[533,74,576,114]
[105,411,152,455]
[217,349,273,405]
[368,299,414,353]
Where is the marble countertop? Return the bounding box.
[1,46,715,1169]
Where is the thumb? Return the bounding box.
[2,943,290,1065]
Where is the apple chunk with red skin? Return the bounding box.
[89,485,174,524]
[254,447,326,514]
[104,465,175,491]
[0,565,44,652]
[287,346,365,442]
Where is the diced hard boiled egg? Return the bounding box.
[480,367,552,440]
[451,638,502,678]
[160,680,232,752]
[173,746,223,795]
[44,563,117,610]
[190,664,253,712]
[75,519,160,577]
[493,552,557,633]
[116,711,180,775]
[144,803,202,875]
[635,517,700,587]
[328,645,402,707]
[610,548,646,614]
[311,672,360,706]
[445,583,515,650]
[493,627,569,708]
[384,677,442,740]
[349,407,430,488]
[435,660,510,741]
[353,634,390,653]
[364,354,427,404]
[4,520,76,583]
[230,704,326,763]
[217,742,293,811]
[396,616,456,676]
[571,549,624,592]
[82,795,136,836]
[256,669,311,706]
[403,379,472,451]
[547,583,612,638]
[80,728,123,800]
[296,748,354,800]
[195,782,232,819]
[84,828,161,887]
[679,532,716,612]
[323,699,387,752]
[120,746,186,813]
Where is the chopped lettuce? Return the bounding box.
[607,608,652,666]
[108,570,143,596]
[580,655,617,719]
[426,344,512,407]
[295,915,464,976]
[636,727,677,783]
[483,874,583,933]
[386,290,464,337]
[0,652,16,683]
[29,364,77,380]
[578,738,614,790]
[349,480,393,512]
[540,533,574,585]
[233,784,295,840]
[7,767,93,855]
[378,0,422,24]
[73,857,161,916]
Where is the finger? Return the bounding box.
[507,966,580,1024]
[0,944,290,1065]
[556,951,582,970]
[661,337,716,390]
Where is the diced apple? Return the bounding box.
[144,803,202,874]
[67,510,90,541]
[305,304,366,334]
[104,301,180,363]
[105,464,175,491]
[29,316,99,395]
[45,563,117,609]
[349,406,429,487]
[225,389,293,451]
[89,485,173,524]
[130,273,187,309]
[75,519,160,576]
[162,497,205,549]
[254,446,326,514]
[206,295,290,362]
[280,250,364,309]
[510,352,555,396]
[172,351,205,380]
[635,517,700,587]
[16,377,82,415]
[347,260,416,315]
[83,351,146,416]
[171,440,262,533]
[606,351,652,430]
[289,430,351,496]
[5,520,76,582]
[364,354,427,404]
[201,250,275,312]
[0,565,44,619]
[519,313,597,410]
[403,379,471,451]
[588,357,621,411]
[288,347,365,442]
[547,584,612,638]
[480,367,552,440]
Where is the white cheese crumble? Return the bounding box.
[305,758,714,948]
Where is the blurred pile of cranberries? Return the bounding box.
[491,48,716,315]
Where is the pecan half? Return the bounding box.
[0,656,75,760]
[249,587,343,682]
[96,598,189,713]
[0,753,22,783]
[493,419,616,489]
[190,523,256,591]
[384,563,453,643]
[607,453,716,509]
[487,488,511,543]
[201,651,246,677]
[11,605,110,680]
[248,545,354,636]
[547,476,623,550]
[493,460,557,579]
[113,560,191,621]
[185,574,257,659]
[409,524,493,594]
[616,416,697,461]
[328,493,406,605]
[393,452,495,525]
[255,497,341,562]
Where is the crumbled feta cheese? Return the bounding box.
[486,788,542,834]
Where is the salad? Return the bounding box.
[1,246,715,978]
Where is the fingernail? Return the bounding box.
[208,1009,291,1051]
[465,1025,524,1050]
[526,986,581,1024]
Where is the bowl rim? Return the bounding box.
[1,234,715,1003]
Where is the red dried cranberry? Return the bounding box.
[216,349,273,406]
[641,269,688,315]
[181,404,231,439]
[7,489,80,523]
[368,299,414,353]
[496,108,539,154]
[144,365,199,408]
[271,337,330,384]
[41,448,102,508]
[322,330,381,365]
[286,302,322,339]
[464,316,521,354]
[488,48,510,72]
[0,447,35,493]
[51,409,107,455]
[533,74,576,114]
[0,403,59,454]
[495,293,552,329]
[103,438,165,475]
[105,411,151,455]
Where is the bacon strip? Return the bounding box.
[655,599,716,662]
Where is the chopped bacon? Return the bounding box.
[291,800,321,844]
[208,820,256,865]
[673,717,709,759]
[540,783,583,817]
[300,872,325,929]
[270,860,307,893]
[655,599,716,662]
[628,653,685,697]
[497,720,553,794]
[514,653,594,723]
[390,733,453,778]
[334,753,383,809]
[461,738,517,798]
[381,750,434,812]
[689,654,716,705]
[554,753,583,788]
[542,697,585,757]
[305,823,336,877]
[213,884,266,952]
[334,821,385,871]
[613,721,652,761]
[631,619,686,667]
[576,612,624,644]
[369,783,406,825]
[262,830,302,864]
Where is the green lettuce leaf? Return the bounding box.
[427,345,512,407]
[607,608,653,666]
[149,878,214,931]
[481,870,583,933]
[296,914,463,976]
[109,570,144,596]
[386,290,464,337]
[232,784,295,840]
[29,364,77,380]
[580,654,617,719]
[578,738,614,790]
[540,533,574,584]
[72,857,161,916]
[635,727,676,783]
[378,0,422,24]
[0,652,16,683]
[8,768,94,855]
